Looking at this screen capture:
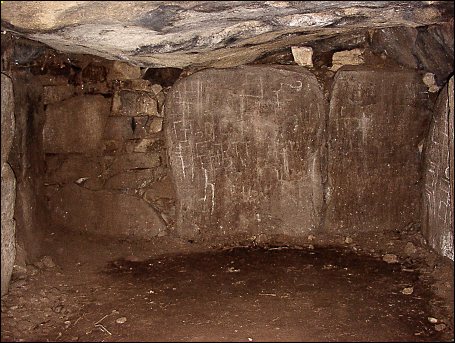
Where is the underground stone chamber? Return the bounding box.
[1,2,454,342]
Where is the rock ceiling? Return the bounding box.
[1,1,454,68]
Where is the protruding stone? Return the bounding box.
[330,49,364,71]
[112,90,158,116]
[106,61,141,81]
[150,84,163,95]
[422,73,440,93]
[291,46,313,67]
[149,117,163,133]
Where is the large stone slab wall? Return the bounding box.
[165,66,326,239]
[326,67,431,232]
[1,73,16,295]
[422,76,454,260]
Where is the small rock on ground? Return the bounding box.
[383,254,399,264]
[404,242,417,255]
[435,323,446,332]
[401,287,414,295]
[42,256,56,268]
[116,317,127,324]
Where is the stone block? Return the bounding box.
[104,169,157,190]
[422,76,454,260]
[291,46,313,67]
[143,176,176,201]
[47,184,165,238]
[108,153,161,172]
[330,48,364,71]
[326,67,431,232]
[149,117,163,133]
[103,116,154,140]
[1,163,16,296]
[45,154,104,184]
[1,73,15,166]
[43,84,75,104]
[106,61,142,81]
[165,65,326,239]
[112,90,158,116]
[43,95,111,153]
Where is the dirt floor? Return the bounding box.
[1,225,454,342]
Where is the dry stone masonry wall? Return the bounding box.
[43,61,174,239]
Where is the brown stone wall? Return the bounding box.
[326,67,431,232]
[422,76,454,260]
[165,66,327,240]
[43,61,173,239]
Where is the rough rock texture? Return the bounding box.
[1,73,16,296]
[1,73,15,165]
[8,73,48,264]
[165,66,326,239]
[423,76,454,260]
[47,184,165,238]
[1,1,453,68]
[330,48,364,71]
[1,164,16,296]
[326,67,431,233]
[43,95,111,153]
[370,19,454,85]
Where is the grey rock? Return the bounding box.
[1,2,452,69]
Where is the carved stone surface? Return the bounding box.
[326,67,431,233]
[165,66,326,239]
[422,76,454,260]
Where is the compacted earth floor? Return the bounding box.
[1,226,454,342]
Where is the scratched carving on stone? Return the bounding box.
[326,68,431,232]
[423,80,453,260]
[165,66,326,238]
